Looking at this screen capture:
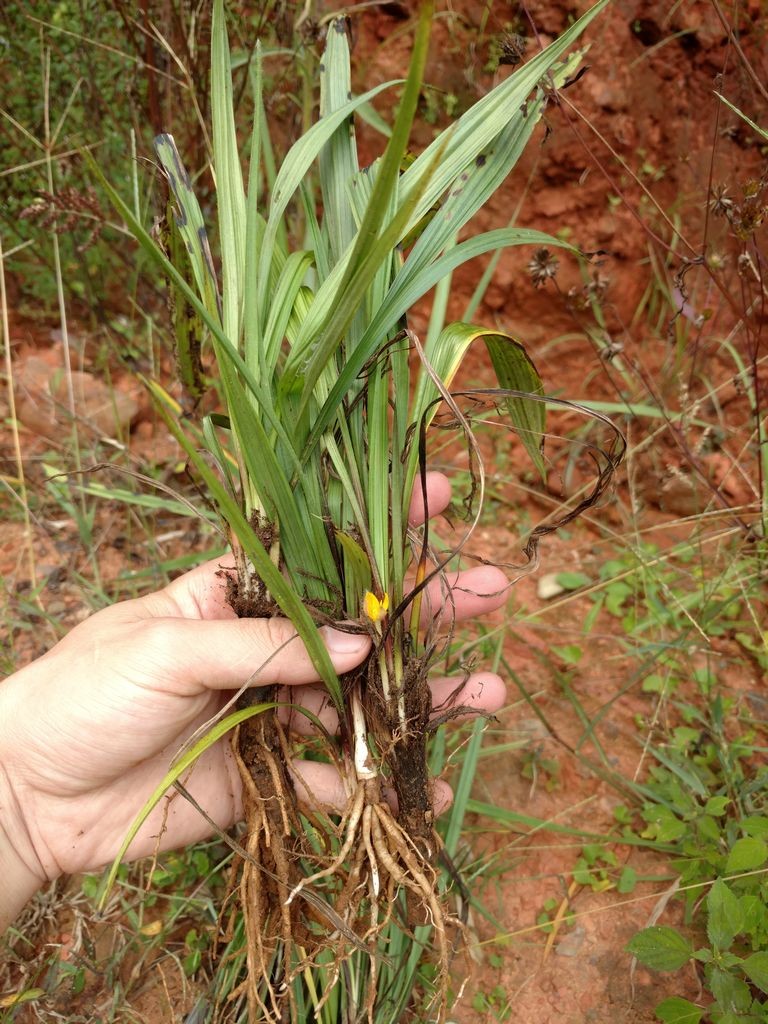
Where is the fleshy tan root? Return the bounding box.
[226,652,458,1024]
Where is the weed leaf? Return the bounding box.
[654,997,703,1024]
[725,837,768,873]
[709,968,752,1012]
[742,952,768,994]
[627,926,693,971]
[707,879,744,950]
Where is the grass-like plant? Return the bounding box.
[90,1,623,1019]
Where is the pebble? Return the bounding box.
[537,573,566,600]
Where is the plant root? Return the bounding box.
[226,568,454,1023]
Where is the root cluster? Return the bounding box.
[226,652,456,1024]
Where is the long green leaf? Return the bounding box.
[399,0,610,231]
[301,228,572,461]
[86,155,337,587]
[255,79,404,333]
[147,381,344,709]
[99,702,276,905]
[154,134,220,318]
[212,0,247,343]
[319,21,360,262]
[284,2,435,408]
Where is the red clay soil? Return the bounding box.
[1,1,766,1021]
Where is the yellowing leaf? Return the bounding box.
[140,919,164,936]
[0,989,46,1008]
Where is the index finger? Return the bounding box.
[408,471,453,526]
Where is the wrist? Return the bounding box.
[0,683,47,931]
[0,787,45,932]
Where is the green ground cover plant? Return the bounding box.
[628,701,768,1024]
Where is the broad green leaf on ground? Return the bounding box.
[726,837,768,873]
[709,969,752,1013]
[742,951,768,994]
[655,997,703,1024]
[707,879,744,949]
[627,926,693,971]
[741,817,768,838]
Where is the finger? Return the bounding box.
[280,670,505,737]
[134,616,370,695]
[408,471,453,526]
[144,472,454,622]
[428,671,506,721]
[151,469,453,622]
[420,564,508,627]
[289,760,452,817]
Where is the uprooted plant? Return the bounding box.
[92,1,624,1019]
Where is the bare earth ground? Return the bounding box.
[1,0,766,1021]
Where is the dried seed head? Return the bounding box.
[709,184,734,218]
[527,248,559,287]
[707,251,727,271]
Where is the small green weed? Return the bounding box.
[471,982,513,1021]
[628,700,768,1023]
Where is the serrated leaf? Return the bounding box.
[707,879,744,950]
[697,815,722,844]
[742,951,768,993]
[627,926,693,971]
[709,967,752,1012]
[654,997,703,1024]
[726,837,768,873]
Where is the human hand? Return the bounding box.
[0,472,507,914]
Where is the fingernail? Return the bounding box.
[323,626,369,654]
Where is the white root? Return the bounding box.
[362,804,380,898]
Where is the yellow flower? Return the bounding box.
[363,590,389,623]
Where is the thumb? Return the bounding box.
[133,615,370,695]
